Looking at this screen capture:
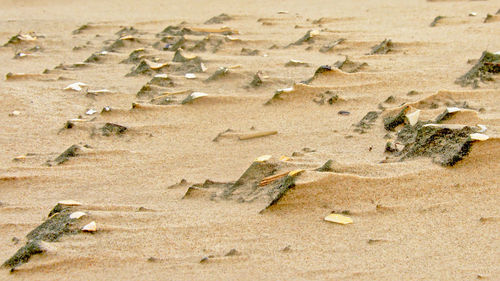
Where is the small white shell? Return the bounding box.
[469,12,477,16]
[185,73,197,79]
[9,110,21,116]
[470,133,489,141]
[58,200,82,206]
[85,109,97,115]
[406,110,420,126]
[154,73,168,78]
[477,124,487,133]
[82,221,97,232]
[69,211,86,219]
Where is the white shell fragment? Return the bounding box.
[477,124,487,133]
[278,87,294,93]
[469,12,477,17]
[185,73,197,79]
[9,110,21,116]
[201,63,208,72]
[181,92,208,104]
[446,107,461,113]
[255,155,272,162]
[58,200,82,206]
[82,221,97,232]
[470,133,489,141]
[85,109,97,115]
[64,82,87,91]
[405,110,421,126]
[144,59,168,70]
[69,211,87,219]
[88,89,112,94]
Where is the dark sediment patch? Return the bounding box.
[120,48,146,64]
[430,16,445,27]
[383,106,409,131]
[101,123,127,136]
[53,145,80,165]
[369,39,393,55]
[204,13,233,24]
[354,111,380,133]
[334,56,367,73]
[455,51,500,87]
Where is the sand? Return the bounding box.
[1,0,499,280]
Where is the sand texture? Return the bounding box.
[1,0,499,280]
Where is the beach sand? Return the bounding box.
[1,0,499,279]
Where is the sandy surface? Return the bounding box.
[1,0,499,280]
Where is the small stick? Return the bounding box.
[238,131,277,141]
[259,171,289,186]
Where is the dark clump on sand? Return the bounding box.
[3,204,81,270]
[334,56,367,73]
[383,106,409,131]
[369,39,393,55]
[456,51,500,87]
[101,123,127,136]
[304,65,333,84]
[430,16,445,27]
[354,111,380,133]
[205,13,233,25]
[319,38,345,53]
[396,124,477,166]
[53,144,80,165]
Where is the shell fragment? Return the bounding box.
[406,110,420,126]
[255,155,272,162]
[470,133,489,141]
[82,221,97,232]
[58,200,82,206]
[185,73,197,79]
[70,211,87,219]
[64,82,87,92]
[324,213,353,225]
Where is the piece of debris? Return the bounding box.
[148,74,174,87]
[185,73,197,79]
[205,67,229,82]
[238,131,277,140]
[470,133,489,141]
[84,51,108,63]
[469,12,477,17]
[205,13,233,24]
[285,59,310,67]
[3,32,38,46]
[249,71,263,87]
[241,48,260,56]
[456,51,500,87]
[338,110,350,116]
[126,59,169,77]
[172,49,201,63]
[384,106,409,131]
[313,90,339,105]
[319,38,345,53]
[303,65,333,84]
[101,123,127,136]
[434,107,461,123]
[181,92,208,104]
[64,82,87,92]
[85,109,97,115]
[430,16,445,27]
[69,211,86,219]
[72,24,91,35]
[369,39,393,55]
[324,213,353,225]
[288,30,320,46]
[136,84,160,98]
[354,111,380,133]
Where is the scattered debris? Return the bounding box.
[456,51,500,87]
[369,39,393,55]
[101,123,127,136]
[312,90,339,105]
[319,38,345,53]
[3,32,39,46]
[324,213,353,225]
